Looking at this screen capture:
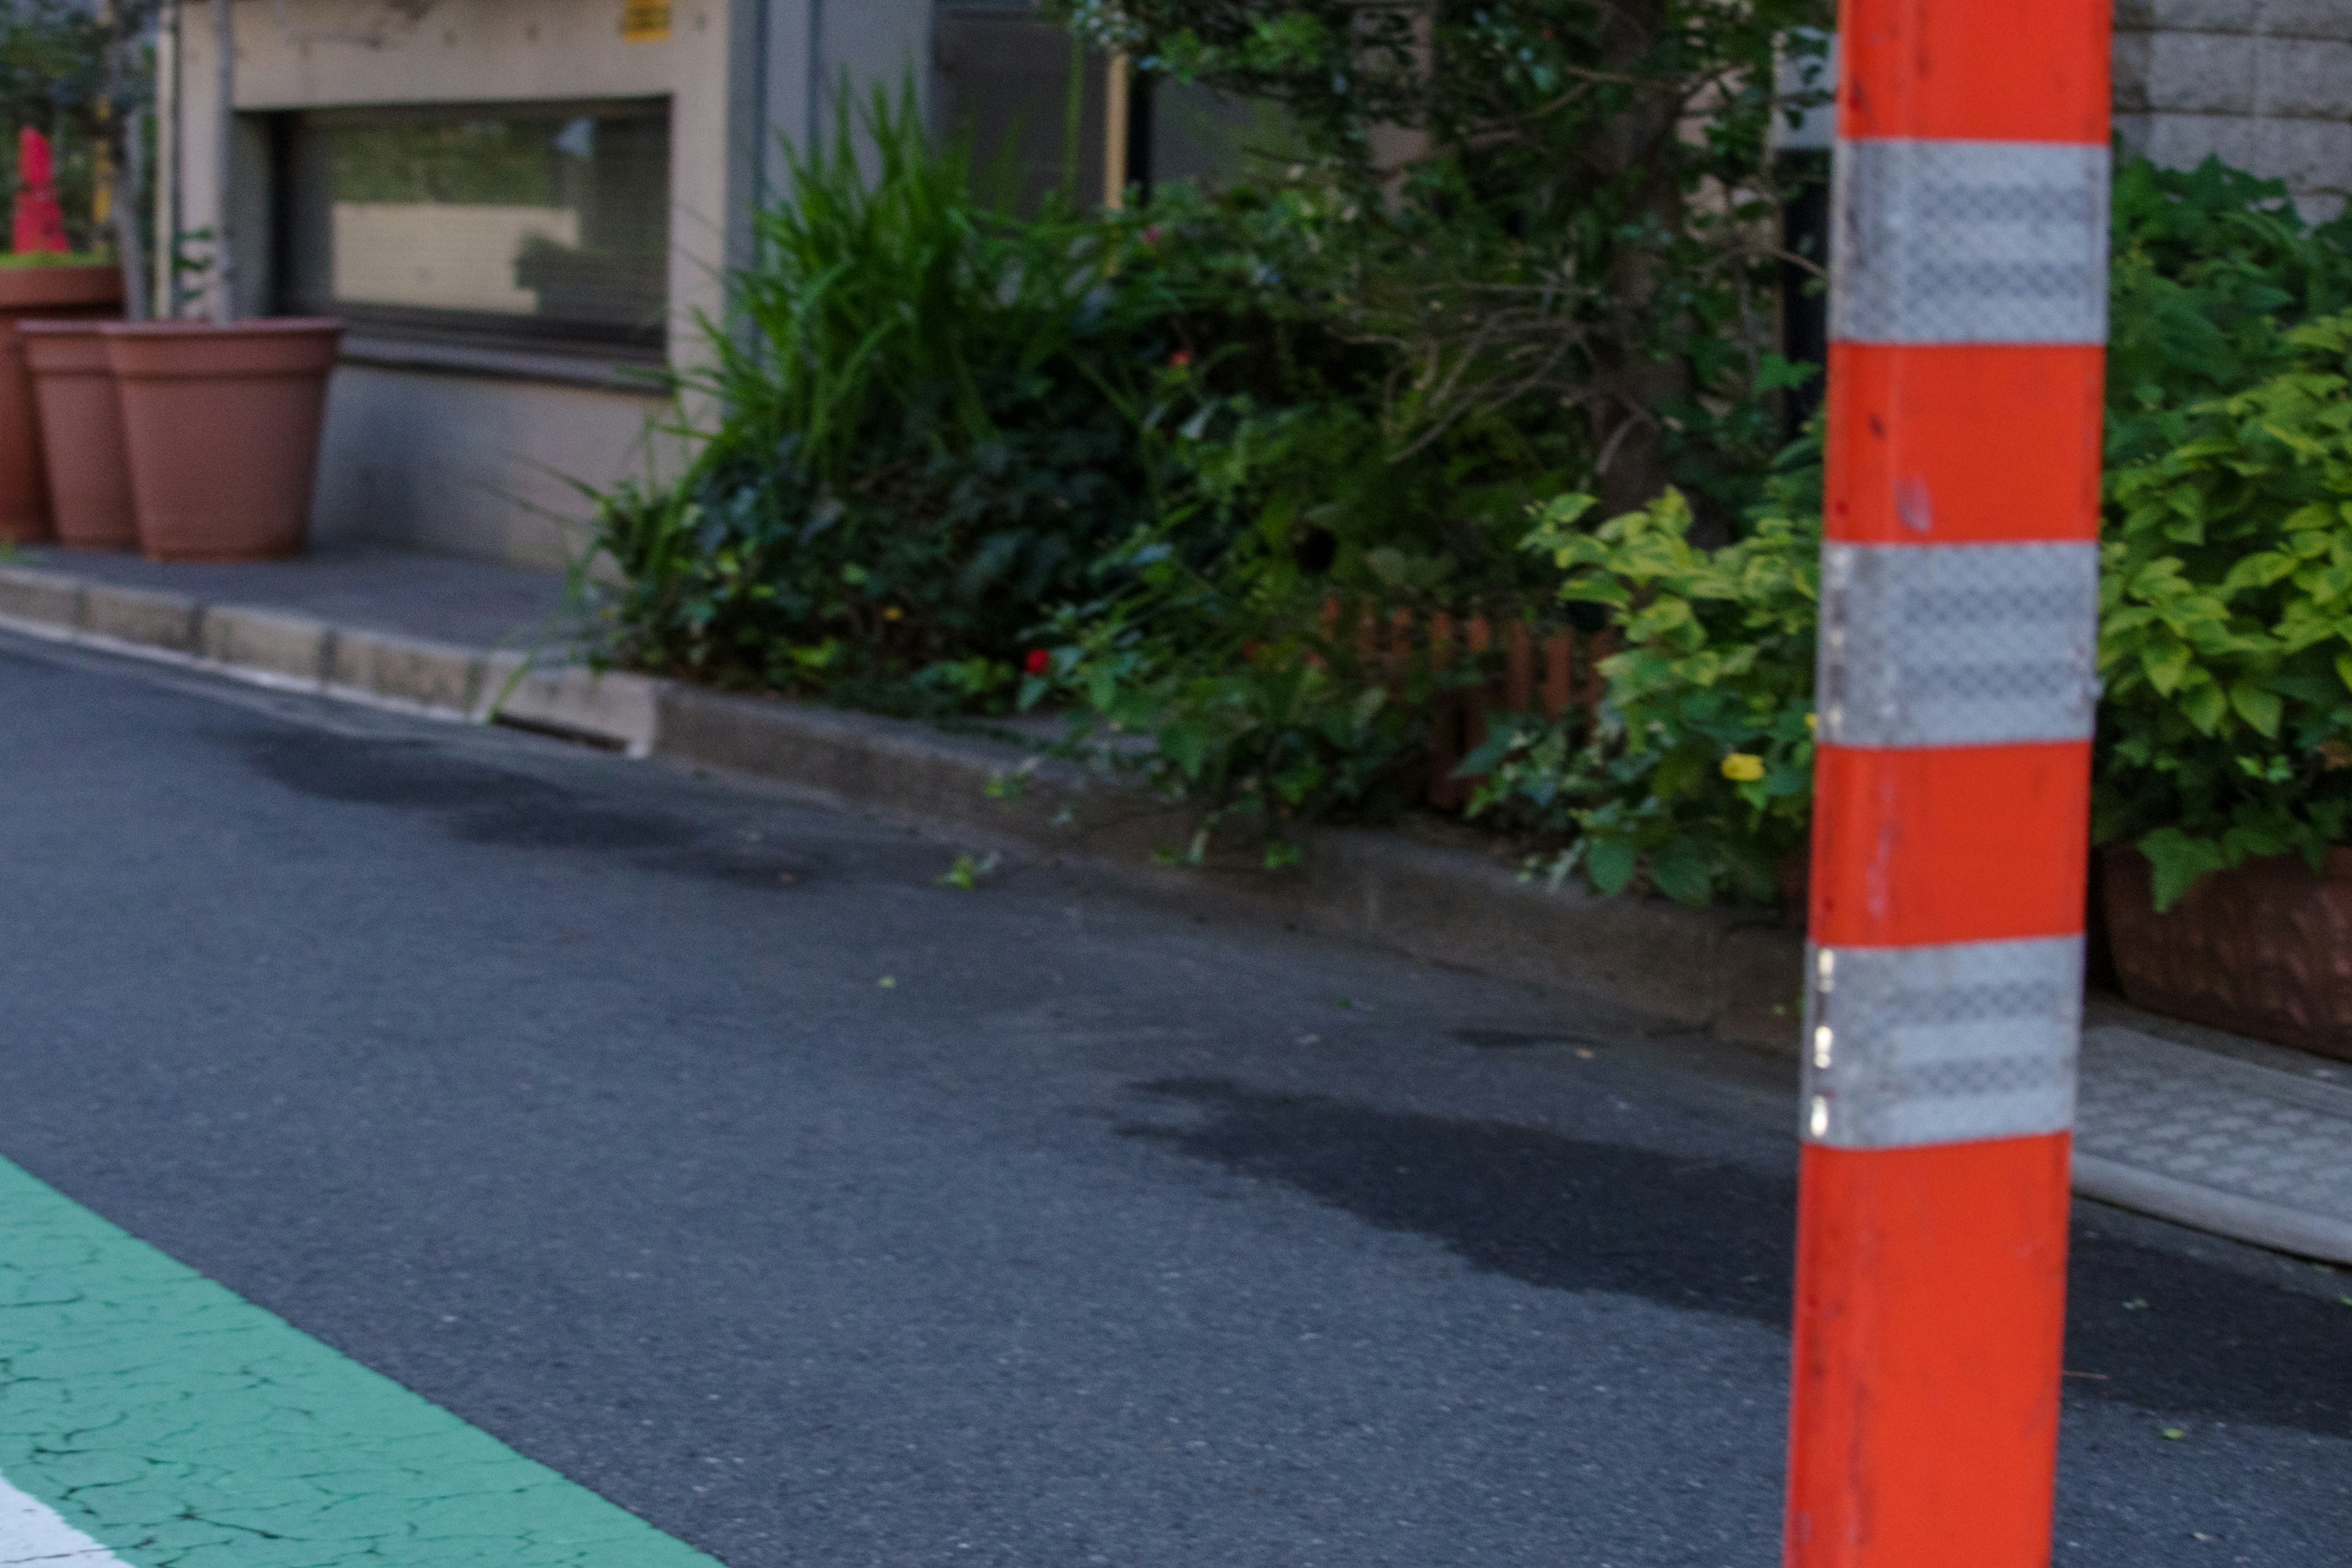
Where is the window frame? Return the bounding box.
[272,96,673,365]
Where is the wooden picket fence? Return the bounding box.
[1319,598,1615,812]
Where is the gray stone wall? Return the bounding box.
[2116,1,2352,217]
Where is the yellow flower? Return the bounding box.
[1804,712,1817,734]
[1721,753,1765,783]
[881,606,903,622]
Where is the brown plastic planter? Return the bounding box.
[2103,845,2352,1061]
[0,264,124,543]
[20,320,135,550]
[103,318,344,562]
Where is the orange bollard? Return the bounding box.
[1784,4,2111,1566]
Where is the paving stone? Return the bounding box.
[478,655,660,754]
[326,629,484,714]
[0,567,81,630]
[79,586,199,655]
[197,606,331,687]
[2076,1025,2352,1264]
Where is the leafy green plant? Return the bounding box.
[0,249,105,268]
[2097,314,2352,908]
[936,851,1002,890]
[2108,157,2352,470]
[1038,602,1424,870]
[1464,157,2352,911]
[1026,390,1438,868]
[1478,315,2352,915]
[583,87,1172,712]
[1468,486,1818,905]
[1056,0,1834,519]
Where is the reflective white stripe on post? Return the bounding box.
[1801,937,2084,1150]
[1831,139,2111,345]
[1816,541,2100,747]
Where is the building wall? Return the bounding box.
[306,364,665,566]
[167,2,2352,568]
[162,0,931,569]
[2115,0,2352,217]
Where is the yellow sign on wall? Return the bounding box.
[620,0,671,43]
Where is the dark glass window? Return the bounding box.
[934,5,1110,214]
[282,100,669,355]
[932,3,1256,214]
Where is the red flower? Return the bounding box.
[1140,225,1164,245]
[1169,349,1194,369]
[1024,649,1052,676]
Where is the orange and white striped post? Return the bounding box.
[1784,4,2111,1566]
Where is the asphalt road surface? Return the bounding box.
[1,631,2346,1567]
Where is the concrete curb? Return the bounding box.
[657,685,1806,1041]
[0,562,1806,1047]
[2073,1154,2352,1267]
[0,564,664,754]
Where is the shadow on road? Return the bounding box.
[236,729,821,889]
[1125,1077,2352,1441]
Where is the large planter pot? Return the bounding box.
[2103,844,2352,1061]
[20,320,135,551]
[0,264,124,543]
[102,318,344,562]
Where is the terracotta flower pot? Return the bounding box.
[2102,844,2352,1061]
[103,318,344,562]
[20,320,135,551]
[0,263,124,543]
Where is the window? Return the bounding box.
[935,4,1114,214]
[281,100,669,356]
[932,3,1255,214]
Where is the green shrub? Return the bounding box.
[1474,331,2352,914]
[1466,484,1819,906]
[1032,598,1428,871]
[0,250,108,268]
[585,89,1171,712]
[2098,314,2352,907]
[1023,236,1595,867]
[1464,159,2352,910]
[1024,393,1443,868]
[2108,158,2352,469]
[1057,0,1834,519]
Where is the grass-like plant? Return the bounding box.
[586,87,1170,709]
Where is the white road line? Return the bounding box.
[0,1475,129,1566]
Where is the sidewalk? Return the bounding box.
[4,540,2350,1269]
[9,540,585,652]
[2079,1006,2352,1265]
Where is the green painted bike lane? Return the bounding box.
[0,1156,724,1567]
